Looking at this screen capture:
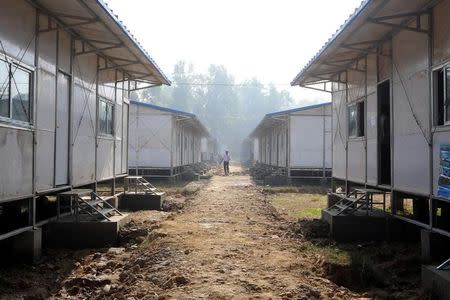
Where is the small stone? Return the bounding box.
[108,247,125,255]
[103,284,111,294]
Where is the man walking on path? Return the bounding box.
[223,151,231,176]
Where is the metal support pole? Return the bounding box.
[322,105,326,180]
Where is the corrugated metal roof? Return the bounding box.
[98,0,171,85]
[31,0,171,86]
[290,0,370,86]
[290,0,437,87]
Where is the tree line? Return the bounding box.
[131,61,293,157]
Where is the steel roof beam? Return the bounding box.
[52,12,96,21]
[75,43,124,56]
[370,10,430,22]
[27,0,138,82]
[75,37,121,46]
[369,19,430,34]
[39,18,99,33]
[342,39,385,47]
[74,0,162,83]
[130,83,162,91]
[99,61,140,71]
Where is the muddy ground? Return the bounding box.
[0,165,424,299]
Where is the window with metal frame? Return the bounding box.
[0,58,32,124]
[99,97,114,136]
[348,101,365,138]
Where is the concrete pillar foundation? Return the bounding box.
[11,228,42,264]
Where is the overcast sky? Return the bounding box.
[106,0,362,106]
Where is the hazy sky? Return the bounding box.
[106,0,362,106]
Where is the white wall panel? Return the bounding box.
[0,0,36,66]
[290,116,325,168]
[347,140,365,183]
[38,30,57,74]
[98,69,115,101]
[392,30,430,195]
[115,104,123,175]
[366,54,378,185]
[348,68,366,102]
[72,84,96,186]
[332,87,347,179]
[97,138,114,180]
[36,69,56,191]
[58,30,71,74]
[253,138,259,162]
[325,116,332,168]
[121,103,129,174]
[128,105,173,168]
[0,127,33,199]
[433,0,450,65]
[378,41,392,82]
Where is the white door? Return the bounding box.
[55,72,70,186]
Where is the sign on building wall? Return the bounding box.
[438,144,450,199]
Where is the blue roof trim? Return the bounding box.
[266,102,331,117]
[97,0,171,85]
[291,0,370,86]
[130,100,196,117]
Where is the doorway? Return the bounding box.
[377,80,391,185]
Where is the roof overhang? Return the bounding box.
[27,0,171,89]
[291,0,438,92]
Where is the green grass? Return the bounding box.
[271,193,327,220]
[263,185,328,195]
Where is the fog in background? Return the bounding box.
[131,61,294,156]
[107,0,363,156]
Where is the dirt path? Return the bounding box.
[0,165,373,299]
[101,165,365,299]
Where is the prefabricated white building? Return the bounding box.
[241,138,258,163]
[249,103,332,179]
[201,137,219,162]
[129,101,209,178]
[0,0,169,241]
[291,0,450,236]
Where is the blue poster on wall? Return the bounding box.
[438,144,450,199]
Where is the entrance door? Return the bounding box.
[377,80,391,185]
[55,72,70,186]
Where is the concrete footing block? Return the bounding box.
[120,193,165,211]
[45,214,130,249]
[420,229,450,263]
[422,265,450,299]
[11,228,42,263]
[321,209,387,242]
